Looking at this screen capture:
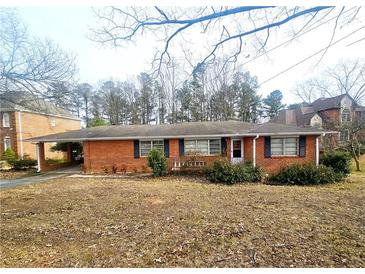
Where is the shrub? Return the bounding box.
[12,158,37,170]
[2,150,36,170]
[268,164,340,185]
[147,148,168,177]
[2,148,16,164]
[50,142,83,159]
[320,150,352,178]
[206,159,262,185]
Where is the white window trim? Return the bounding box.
[2,112,10,127]
[184,138,221,156]
[231,138,244,159]
[271,137,299,157]
[4,136,11,151]
[339,129,350,142]
[50,117,56,127]
[139,139,164,157]
[341,108,352,123]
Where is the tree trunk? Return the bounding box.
[354,157,361,172]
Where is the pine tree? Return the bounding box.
[263,90,285,120]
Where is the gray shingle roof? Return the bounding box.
[271,94,363,127]
[0,94,80,120]
[26,120,333,142]
[311,94,355,112]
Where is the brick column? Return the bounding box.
[226,137,231,160]
[36,142,46,172]
[66,143,72,162]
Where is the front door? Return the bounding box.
[231,139,243,164]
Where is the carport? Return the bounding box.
[35,142,74,172]
[27,130,87,173]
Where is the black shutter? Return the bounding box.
[134,140,140,159]
[179,138,185,156]
[164,139,170,158]
[264,136,271,158]
[299,136,306,157]
[221,137,227,156]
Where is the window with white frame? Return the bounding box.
[342,108,351,123]
[184,139,221,155]
[140,140,164,156]
[2,113,10,127]
[4,137,11,151]
[271,137,298,156]
[340,129,350,142]
[50,117,56,127]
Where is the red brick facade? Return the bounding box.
[244,136,316,173]
[0,110,81,159]
[82,135,319,174]
[0,112,18,156]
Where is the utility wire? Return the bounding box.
[242,7,357,66]
[346,36,365,47]
[258,26,365,86]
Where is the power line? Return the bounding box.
[258,26,365,87]
[346,36,365,47]
[242,7,357,66]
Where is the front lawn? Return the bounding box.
[0,174,364,267]
[0,169,38,180]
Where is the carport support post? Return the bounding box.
[66,143,72,162]
[36,142,46,172]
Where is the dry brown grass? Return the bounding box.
[0,169,37,180]
[1,173,364,268]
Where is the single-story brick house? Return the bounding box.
[27,120,335,173]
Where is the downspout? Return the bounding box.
[253,134,259,168]
[36,143,41,172]
[316,133,326,167]
[18,112,24,158]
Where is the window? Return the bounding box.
[184,139,221,155]
[342,108,351,123]
[271,137,298,156]
[50,117,56,127]
[2,113,10,127]
[340,130,350,142]
[140,140,164,157]
[4,137,11,151]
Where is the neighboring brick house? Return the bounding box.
[27,120,333,174]
[0,96,81,160]
[272,94,365,145]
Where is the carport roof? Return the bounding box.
[26,120,335,142]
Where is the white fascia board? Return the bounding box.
[27,131,337,143]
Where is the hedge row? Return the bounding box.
[205,150,352,185]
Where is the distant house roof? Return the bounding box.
[311,94,356,112]
[26,120,333,142]
[272,94,364,127]
[0,94,80,120]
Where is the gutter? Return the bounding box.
[316,133,326,167]
[26,131,338,143]
[18,112,24,158]
[1,107,81,121]
[253,134,259,168]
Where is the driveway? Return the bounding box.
[0,166,81,189]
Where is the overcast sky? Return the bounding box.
[17,6,365,104]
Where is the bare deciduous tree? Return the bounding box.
[294,59,365,104]
[91,6,360,74]
[0,9,76,102]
